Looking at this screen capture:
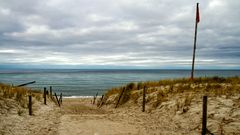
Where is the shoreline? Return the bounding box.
[62,96,101,99]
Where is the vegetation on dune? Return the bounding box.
[104,76,240,108]
[0,83,43,111]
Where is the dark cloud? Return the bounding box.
[0,0,239,69]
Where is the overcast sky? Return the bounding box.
[0,0,239,69]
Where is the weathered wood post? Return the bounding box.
[44,87,47,105]
[60,93,62,104]
[115,87,125,108]
[29,95,32,115]
[142,86,146,112]
[54,93,60,107]
[50,86,52,97]
[98,95,104,107]
[202,96,208,135]
[17,81,36,87]
[93,92,98,105]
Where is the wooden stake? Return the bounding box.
[115,87,125,108]
[17,81,36,87]
[202,96,207,135]
[50,86,52,97]
[44,87,47,105]
[142,86,146,112]
[54,93,61,107]
[60,93,62,104]
[98,95,104,107]
[29,95,32,115]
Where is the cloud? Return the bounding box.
[0,0,239,69]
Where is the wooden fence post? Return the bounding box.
[50,86,52,97]
[29,95,32,115]
[98,95,104,107]
[60,93,62,104]
[17,81,36,87]
[202,96,208,135]
[142,86,146,112]
[54,93,61,107]
[115,87,125,108]
[44,87,47,105]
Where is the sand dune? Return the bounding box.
[1,78,240,135]
[0,97,61,135]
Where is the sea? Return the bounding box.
[0,69,239,97]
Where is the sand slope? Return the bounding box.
[0,97,61,135]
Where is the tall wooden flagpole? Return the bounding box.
[191,3,200,80]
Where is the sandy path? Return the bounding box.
[25,102,61,135]
[58,99,139,135]
[57,98,200,135]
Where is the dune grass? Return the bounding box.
[0,83,43,108]
[104,76,240,107]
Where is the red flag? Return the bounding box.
[196,3,200,23]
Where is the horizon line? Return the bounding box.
[0,68,239,70]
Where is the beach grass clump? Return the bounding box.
[126,82,136,91]
[0,84,28,108]
[1,84,15,98]
[131,91,140,104]
[147,87,158,94]
[119,83,137,104]
[152,90,168,108]
[175,93,195,113]
[118,87,130,105]
[175,83,192,93]
[17,108,25,116]
[137,82,144,90]
[105,83,137,102]
[105,87,120,97]
[32,92,42,101]
[183,93,194,108]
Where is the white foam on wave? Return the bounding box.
[63,96,93,99]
